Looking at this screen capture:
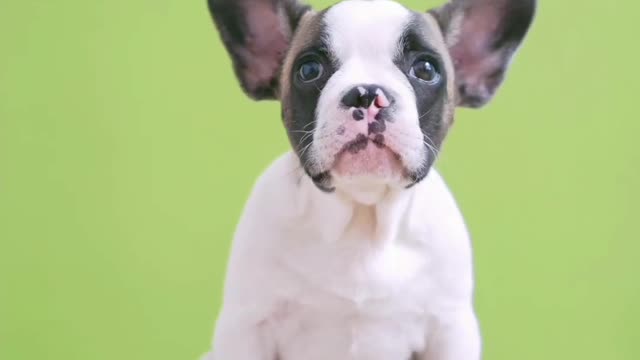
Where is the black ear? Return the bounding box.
[208,0,312,100]
[430,0,536,108]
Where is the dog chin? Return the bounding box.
[328,140,408,204]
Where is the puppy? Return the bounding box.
[203,0,535,359]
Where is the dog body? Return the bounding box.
[204,0,535,359]
[211,152,475,360]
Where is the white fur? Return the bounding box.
[202,152,481,360]
[310,0,427,181]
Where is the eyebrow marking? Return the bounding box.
[395,22,446,71]
[401,27,436,54]
[294,31,340,68]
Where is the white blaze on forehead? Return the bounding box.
[324,0,411,62]
[311,0,427,182]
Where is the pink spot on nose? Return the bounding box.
[367,105,381,120]
[374,89,391,108]
[366,90,390,121]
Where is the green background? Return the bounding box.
[1,0,638,359]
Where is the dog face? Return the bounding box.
[209,0,536,196]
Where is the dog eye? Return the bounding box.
[298,61,324,83]
[410,59,441,85]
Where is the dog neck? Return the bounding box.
[300,171,417,247]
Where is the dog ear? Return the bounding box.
[430,0,536,108]
[208,0,312,100]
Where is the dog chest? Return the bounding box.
[268,240,436,360]
[270,283,432,360]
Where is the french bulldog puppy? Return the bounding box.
[203,0,536,359]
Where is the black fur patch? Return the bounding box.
[281,12,340,189]
[395,15,450,185]
[373,134,386,148]
[368,119,386,134]
[345,134,369,154]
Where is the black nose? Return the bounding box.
[341,85,391,108]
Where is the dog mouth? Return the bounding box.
[305,133,429,192]
[338,133,392,155]
[331,134,404,178]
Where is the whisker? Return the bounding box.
[298,141,314,159]
[302,121,317,130]
[421,132,440,161]
[418,107,435,120]
[299,132,315,144]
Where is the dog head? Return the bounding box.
[208,0,536,202]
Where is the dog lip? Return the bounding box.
[343,134,369,155]
[330,134,404,172]
[305,168,335,193]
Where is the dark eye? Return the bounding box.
[298,61,324,83]
[410,59,441,84]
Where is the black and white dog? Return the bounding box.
[203,0,535,359]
